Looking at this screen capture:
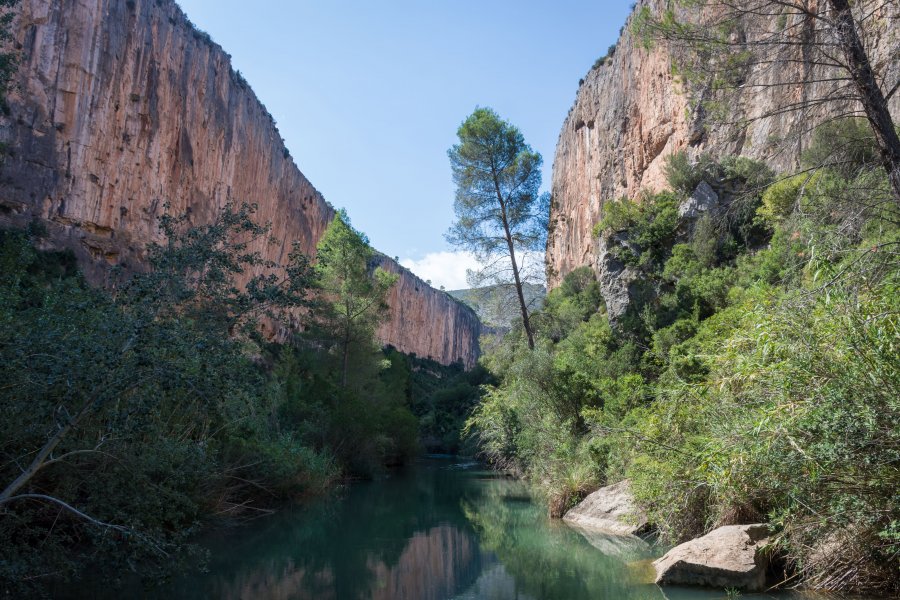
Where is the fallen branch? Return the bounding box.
[0,493,129,533]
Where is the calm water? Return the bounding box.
[137,456,842,599]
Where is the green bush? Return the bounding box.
[801,117,880,177]
[758,172,822,225]
[663,151,718,196]
[594,191,680,270]
[537,266,603,341]
[0,203,447,593]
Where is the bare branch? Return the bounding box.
[0,493,129,533]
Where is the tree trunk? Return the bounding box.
[1,415,75,501]
[341,330,350,387]
[828,0,900,203]
[494,191,535,350]
[506,232,535,350]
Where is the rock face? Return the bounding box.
[373,256,481,366]
[546,0,900,288]
[563,479,650,537]
[653,524,771,592]
[594,231,650,328]
[677,181,719,221]
[0,0,480,367]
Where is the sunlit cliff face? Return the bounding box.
[546,0,900,288]
[0,0,481,367]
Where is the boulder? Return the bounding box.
[653,524,771,592]
[678,180,720,220]
[563,479,651,537]
[595,232,655,329]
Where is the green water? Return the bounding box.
[147,456,833,599]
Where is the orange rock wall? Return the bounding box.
[0,0,480,367]
[547,0,899,287]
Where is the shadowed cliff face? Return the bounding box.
[374,256,481,367]
[0,0,480,367]
[546,0,900,288]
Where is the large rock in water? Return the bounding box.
[653,524,771,592]
[563,480,650,537]
[570,528,652,562]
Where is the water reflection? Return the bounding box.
[136,457,827,599]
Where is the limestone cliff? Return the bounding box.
[0,0,480,367]
[547,0,900,288]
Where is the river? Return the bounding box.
[140,456,844,599]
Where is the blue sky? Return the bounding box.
[177,0,633,288]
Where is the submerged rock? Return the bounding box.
[653,524,771,592]
[570,527,653,562]
[563,479,651,537]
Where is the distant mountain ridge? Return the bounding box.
[448,284,546,329]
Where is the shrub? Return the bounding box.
[595,191,680,270]
[663,151,719,196]
[473,126,899,592]
[801,117,880,178]
[758,172,821,225]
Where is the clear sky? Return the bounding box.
[176,0,633,289]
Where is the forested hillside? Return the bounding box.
[449,284,546,329]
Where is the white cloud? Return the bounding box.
[400,251,479,290]
[400,250,546,291]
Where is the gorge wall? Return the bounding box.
[0,0,480,367]
[547,0,900,288]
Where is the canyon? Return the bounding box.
[547,0,900,288]
[0,0,480,367]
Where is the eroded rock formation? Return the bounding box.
[0,0,480,367]
[547,0,900,288]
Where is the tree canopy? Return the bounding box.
[446,107,549,349]
[313,210,399,386]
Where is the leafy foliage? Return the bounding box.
[470,119,900,593]
[446,107,550,348]
[0,0,18,114]
[0,203,446,593]
[310,210,398,388]
[0,213,335,593]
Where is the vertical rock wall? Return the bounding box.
[547,0,899,288]
[0,0,480,367]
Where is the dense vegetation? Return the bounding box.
[467,119,900,593]
[0,208,478,594]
